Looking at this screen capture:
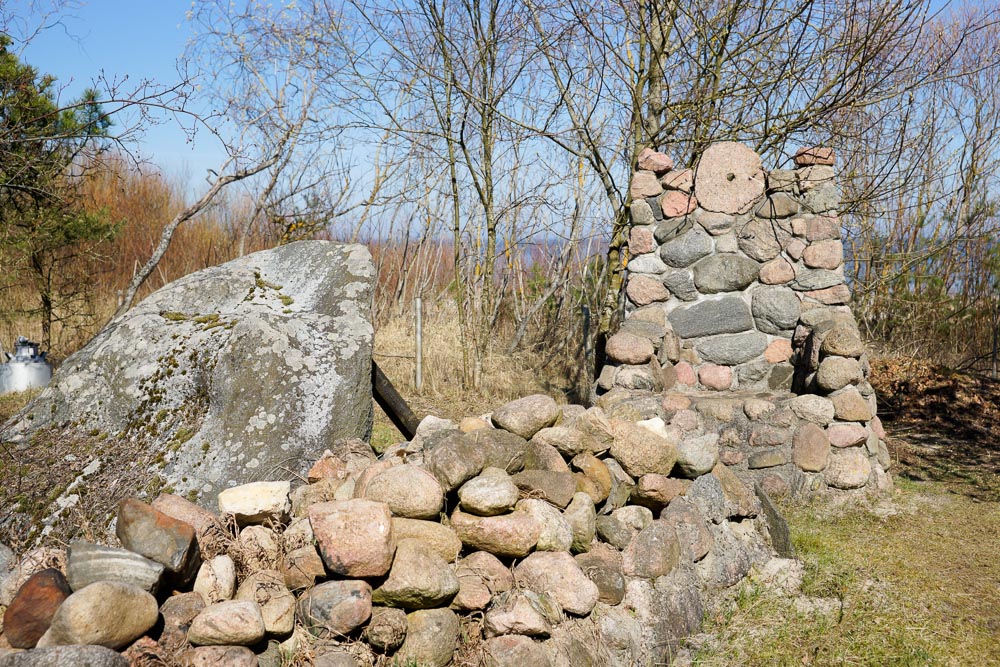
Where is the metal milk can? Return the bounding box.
[0,337,53,394]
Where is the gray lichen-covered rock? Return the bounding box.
[2,241,374,512]
[668,296,754,338]
[692,254,761,293]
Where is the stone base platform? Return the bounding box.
[597,388,892,499]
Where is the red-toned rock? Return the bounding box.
[151,493,226,554]
[792,423,830,472]
[764,339,793,363]
[483,633,552,666]
[570,453,611,504]
[660,168,693,193]
[786,237,807,260]
[832,388,872,422]
[792,215,840,241]
[803,239,843,270]
[630,171,663,198]
[661,191,697,218]
[309,499,395,577]
[805,284,851,305]
[281,545,326,591]
[629,226,656,255]
[827,422,868,448]
[661,394,692,414]
[699,364,732,391]
[637,148,674,174]
[3,569,72,648]
[633,474,687,511]
[870,416,886,439]
[674,362,697,386]
[793,146,835,166]
[116,498,200,584]
[307,450,348,482]
[759,257,795,284]
[626,275,670,306]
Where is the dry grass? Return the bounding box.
[692,480,1000,666]
[370,299,592,452]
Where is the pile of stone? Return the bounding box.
[0,394,791,667]
[597,142,889,496]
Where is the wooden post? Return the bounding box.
[372,361,421,441]
[415,296,423,392]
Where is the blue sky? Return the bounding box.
[20,1,226,187]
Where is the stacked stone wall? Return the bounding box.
[597,142,890,496]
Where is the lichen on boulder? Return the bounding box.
[2,241,375,541]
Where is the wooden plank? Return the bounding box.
[372,361,421,441]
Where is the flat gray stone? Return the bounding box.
[628,253,668,274]
[0,646,127,667]
[659,228,713,268]
[752,286,801,335]
[654,218,694,244]
[791,269,843,291]
[767,170,798,193]
[620,319,666,342]
[668,296,754,339]
[747,450,789,469]
[662,269,699,301]
[66,541,164,594]
[630,200,655,226]
[755,193,799,218]
[692,209,736,235]
[802,182,840,212]
[692,254,760,293]
[754,483,794,558]
[736,218,788,261]
[694,332,768,365]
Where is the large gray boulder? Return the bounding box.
[3,241,374,524]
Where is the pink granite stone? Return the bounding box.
[631,170,663,198]
[764,339,793,363]
[803,240,844,270]
[699,364,732,391]
[629,226,656,255]
[759,257,795,284]
[793,146,835,166]
[674,362,697,386]
[626,275,670,306]
[660,168,693,193]
[637,148,674,174]
[661,191,698,218]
